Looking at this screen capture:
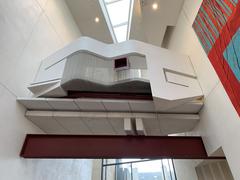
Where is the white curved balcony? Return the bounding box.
[61,52,150,94]
[27,37,203,111]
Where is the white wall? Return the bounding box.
[0,0,92,179]
[168,0,240,179]
[173,160,199,180]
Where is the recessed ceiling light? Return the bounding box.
[95,17,100,23]
[152,3,158,10]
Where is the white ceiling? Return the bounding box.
[65,0,113,43]
[138,0,184,46]
[65,0,184,46]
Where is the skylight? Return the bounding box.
[99,0,134,43]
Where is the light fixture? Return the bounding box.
[95,17,100,23]
[152,2,158,10]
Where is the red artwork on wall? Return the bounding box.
[193,0,240,116]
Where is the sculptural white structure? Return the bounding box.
[18,37,204,135]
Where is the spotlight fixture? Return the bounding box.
[95,17,100,23]
[152,3,158,10]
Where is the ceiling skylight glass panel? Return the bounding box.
[106,0,130,26]
[99,0,133,43]
[114,24,128,43]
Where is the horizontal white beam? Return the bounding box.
[25,110,200,120]
[18,97,203,114]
